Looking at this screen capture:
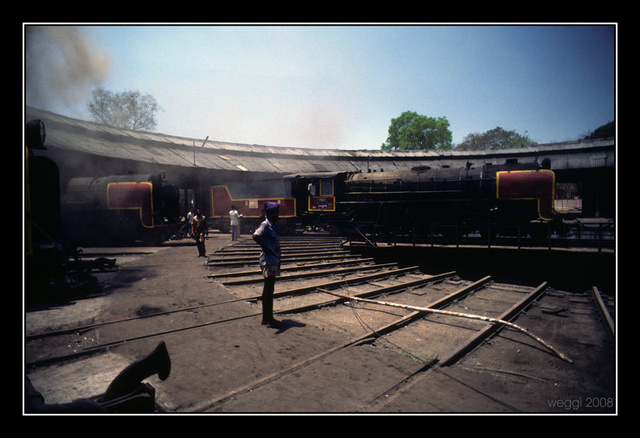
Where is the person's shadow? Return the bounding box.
[272,319,306,334]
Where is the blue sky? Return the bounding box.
[25,24,616,150]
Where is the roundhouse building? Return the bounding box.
[26,106,614,230]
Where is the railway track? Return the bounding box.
[24,235,616,413]
[345,218,615,252]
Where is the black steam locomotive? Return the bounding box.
[25,119,182,295]
[284,159,556,241]
[61,171,181,245]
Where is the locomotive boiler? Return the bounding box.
[61,171,181,245]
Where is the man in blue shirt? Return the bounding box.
[252,202,281,328]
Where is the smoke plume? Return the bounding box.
[25,26,111,110]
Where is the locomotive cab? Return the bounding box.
[304,176,336,212]
[285,172,348,232]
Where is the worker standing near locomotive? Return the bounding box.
[252,202,282,328]
[229,205,242,241]
[192,208,208,257]
[186,209,194,237]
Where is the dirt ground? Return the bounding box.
[24,232,617,415]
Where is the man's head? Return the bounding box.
[264,201,279,222]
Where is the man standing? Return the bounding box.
[252,202,281,328]
[229,205,242,241]
[192,208,208,257]
[186,209,194,237]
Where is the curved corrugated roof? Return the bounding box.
[26,106,614,173]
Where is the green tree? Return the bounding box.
[381,111,452,151]
[584,121,614,140]
[456,127,535,150]
[88,87,163,131]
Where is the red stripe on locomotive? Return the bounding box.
[107,182,154,228]
[496,169,555,220]
[210,185,296,218]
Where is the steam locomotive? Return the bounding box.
[208,179,298,235]
[25,119,182,296]
[61,171,181,245]
[210,160,556,241]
